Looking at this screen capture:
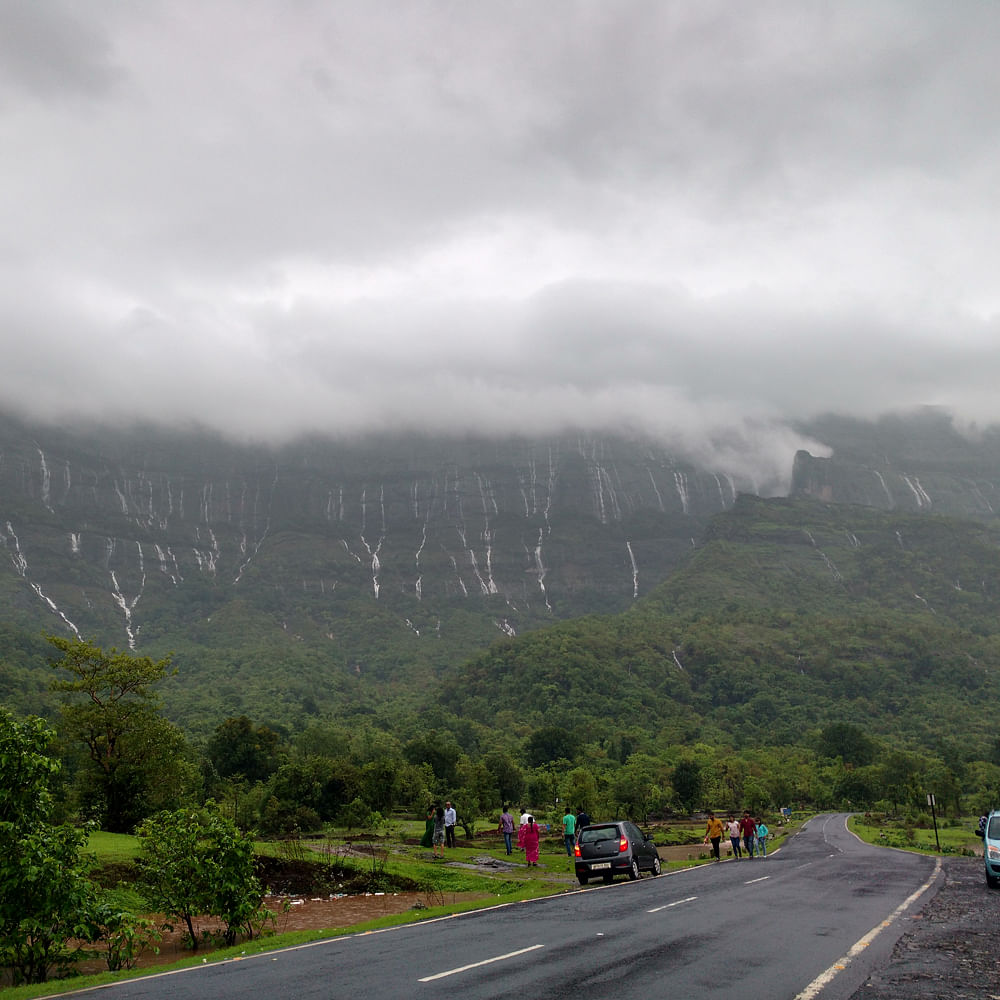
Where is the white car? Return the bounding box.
[984,811,1000,889]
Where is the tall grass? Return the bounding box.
[86,831,140,862]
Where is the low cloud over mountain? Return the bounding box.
[2,2,999,487]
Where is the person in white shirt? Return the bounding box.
[444,801,457,848]
[727,815,743,859]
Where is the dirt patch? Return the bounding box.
[851,857,1000,998]
[74,889,491,976]
[69,853,440,978]
[92,853,422,898]
[266,889,489,936]
[254,854,420,895]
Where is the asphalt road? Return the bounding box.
[67,814,941,1000]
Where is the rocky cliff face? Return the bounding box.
[791,413,1000,519]
[0,413,752,654]
[6,408,1000,732]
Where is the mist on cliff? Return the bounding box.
[1,2,998,487]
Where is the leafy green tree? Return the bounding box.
[524,726,575,768]
[453,757,498,836]
[966,761,1000,816]
[921,762,962,818]
[833,765,879,809]
[611,754,668,822]
[481,750,525,806]
[48,636,180,831]
[207,716,283,784]
[671,758,702,813]
[765,766,799,811]
[711,756,749,810]
[256,753,370,834]
[403,730,462,786]
[743,778,771,816]
[295,722,352,759]
[525,759,571,813]
[136,803,264,948]
[0,708,98,985]
[561,766,598,817]
[878,751,923,815]
[0,710,59,828]
[816,722,877,767]
[258,758,325,835]
[1,824,98,984]
[359,757,405,813]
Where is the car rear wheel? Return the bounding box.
[628,858,640,880]
[651,856,661,876]
[577,874,589,885]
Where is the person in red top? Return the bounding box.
[739,811,757,858]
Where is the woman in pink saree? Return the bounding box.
[520,814,540,866]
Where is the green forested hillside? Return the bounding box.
[442,496,1000,759]
[0,410,750,734]
[7,407,1000,833]
[8,492,1000,837]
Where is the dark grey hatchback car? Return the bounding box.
[574,821,661,885]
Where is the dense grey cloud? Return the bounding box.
[2,1,999,486]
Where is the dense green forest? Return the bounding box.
[5,494,1000,844]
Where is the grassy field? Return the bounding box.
[85,830,140,862]
[848,814,982,856]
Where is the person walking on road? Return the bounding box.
[739,811,757,858]
[756,818,769,857]
[727,815,743,859]
[704,812,724,861]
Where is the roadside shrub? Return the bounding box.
[0,824,98,985]
[0,709,99,985]
[92,903,161,972]
[137,803,267,949]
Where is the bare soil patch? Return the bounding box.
[75,888,491,976]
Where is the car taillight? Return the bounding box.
[619,837,629,852]
[574,844,581,857]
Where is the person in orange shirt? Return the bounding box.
[703,811,724,861]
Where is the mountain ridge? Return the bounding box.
[3,407,1000,744]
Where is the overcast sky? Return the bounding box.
[2,1,999,483]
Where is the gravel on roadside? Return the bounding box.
[851,857,1000,999]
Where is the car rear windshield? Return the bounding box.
[579,825,620,844]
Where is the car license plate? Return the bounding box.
[590,862,611,870]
